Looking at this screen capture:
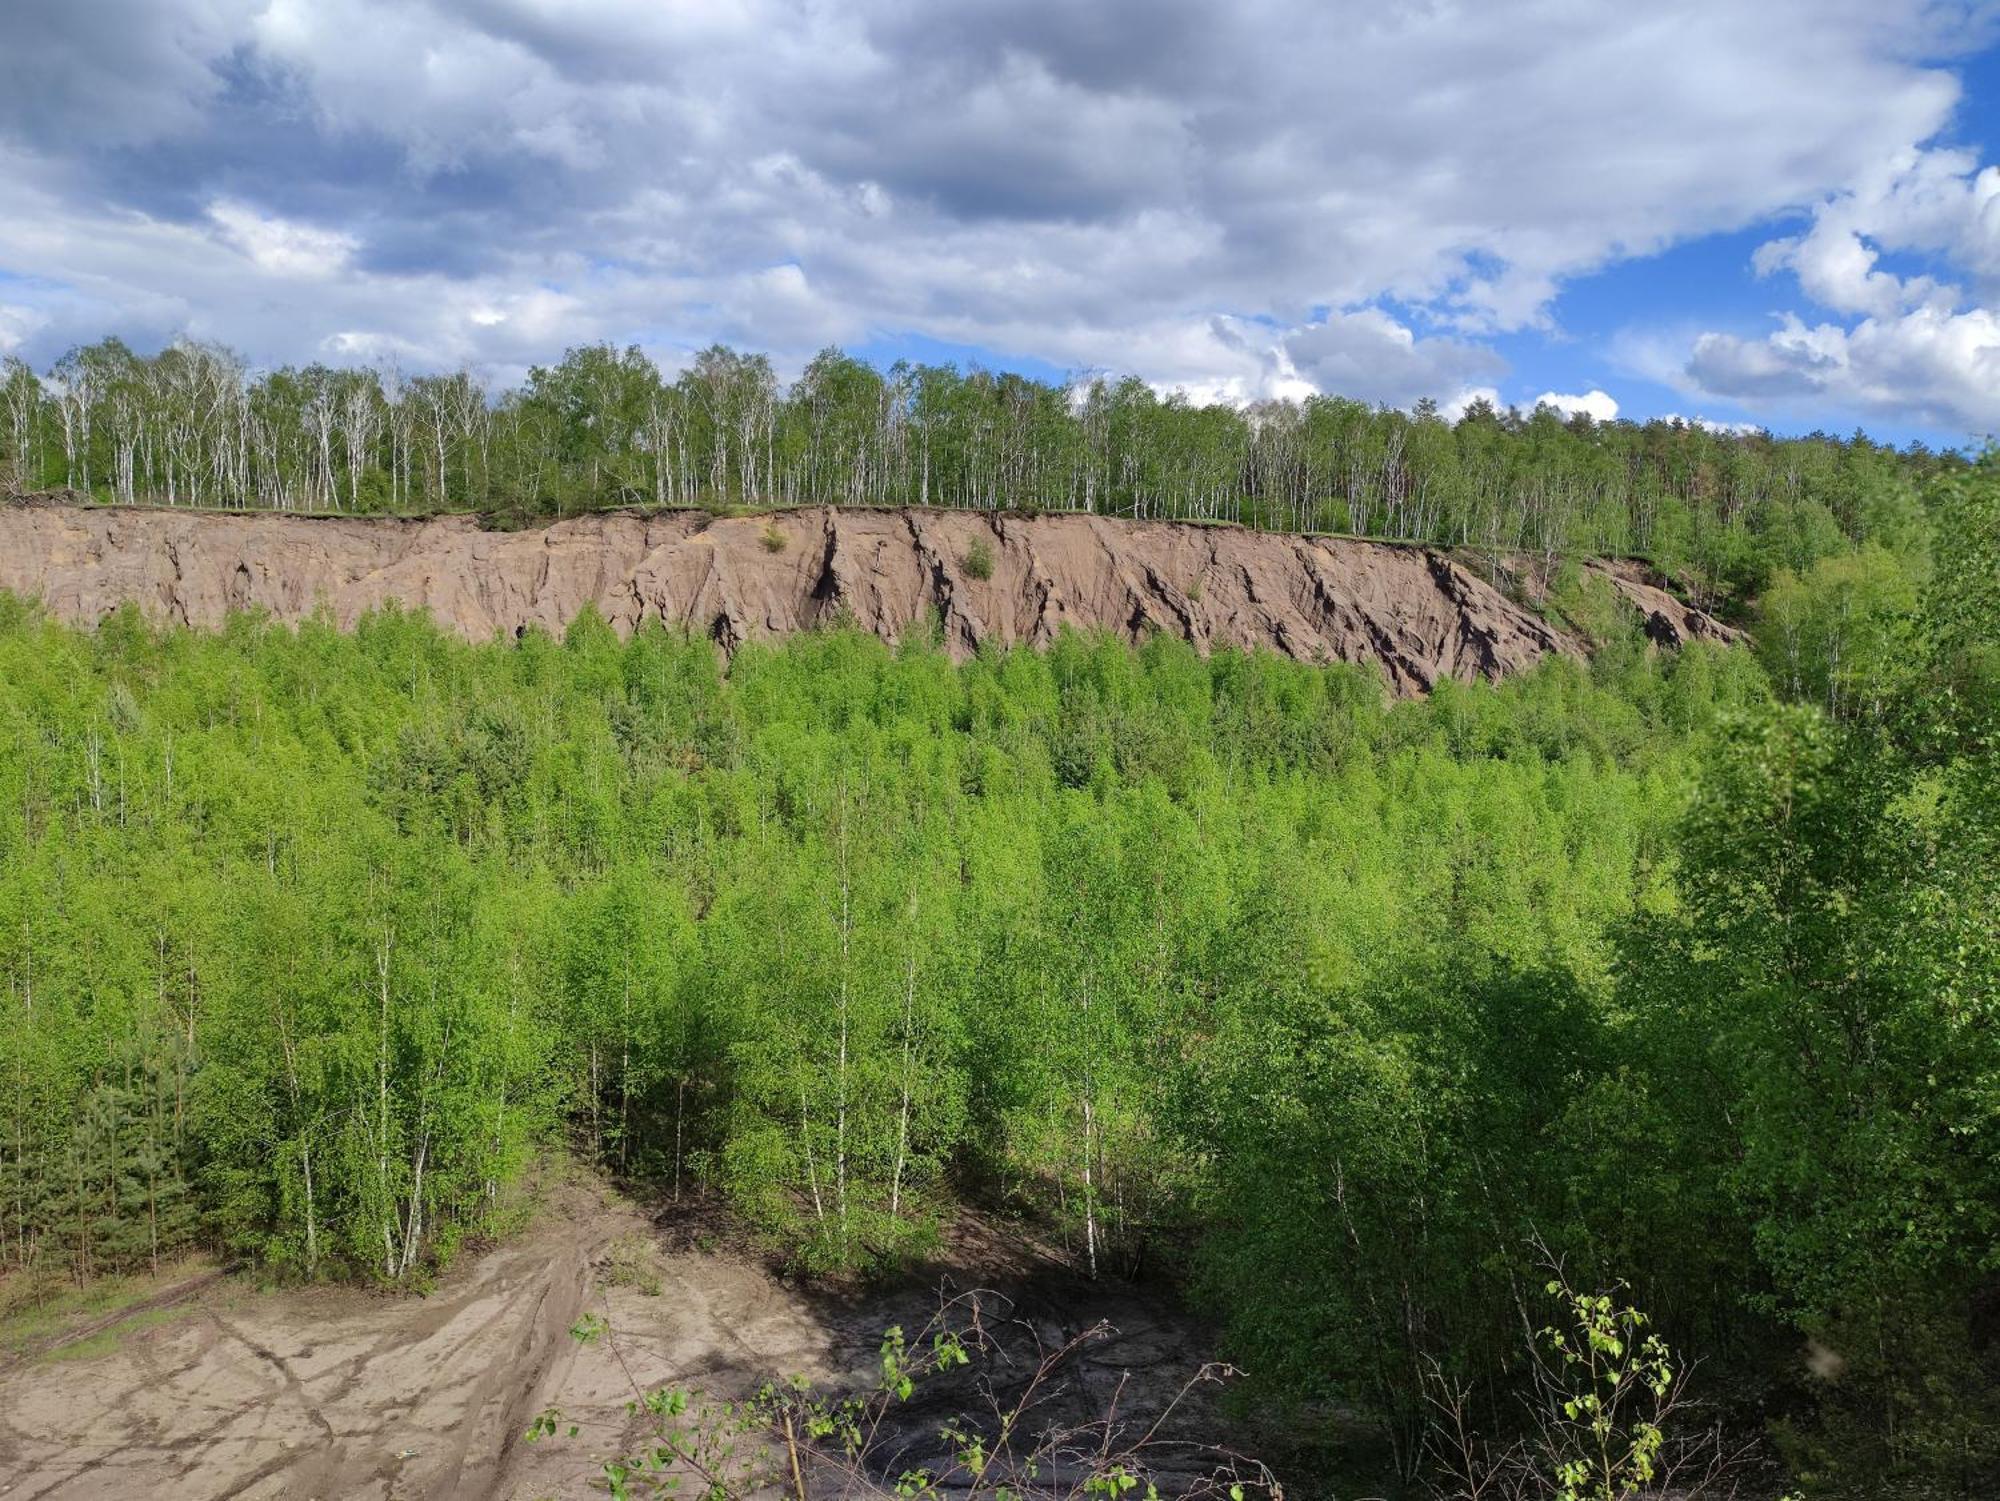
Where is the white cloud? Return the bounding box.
[321,329,434,363]
[0,303,45,354]
[0,306,39,356]
[0,0,1995,415]
[1682,142,2000,432]
[1659,413,1766,436]
[1533,389,1619,422]
[1442,387,1504,423]
[208,200,358,279]
[1689,305,2000,432]
[1283,307,1503,407]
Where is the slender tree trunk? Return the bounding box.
[800,1086,826,1229]
[400,1131,428,1279]
[619,970,632,1176]
[375,929,398,1280]
[890,944,915,1222]
[1078,973,1098,1280]
[673,1076,686,1203]
[834,797,851,1254]
[302,1138,318,1274]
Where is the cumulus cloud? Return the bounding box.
[0,303,45,355]
[0,0,1994,414]
[1660,413,1767,436]
[1682,141,2000,432]
[1441,387,1504,424]
[1689,305,2000,431]
[1283,310,1505,411]
[1533,389,1620,422]
[208,200,358,278]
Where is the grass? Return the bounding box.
[601,1234,665,1296]
[963,536,995,580]
[0,1255,215,1362]
[39,1304,190,1363]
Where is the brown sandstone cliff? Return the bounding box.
[0,500,1735,693]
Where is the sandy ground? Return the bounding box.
[0,1179,1236,1500]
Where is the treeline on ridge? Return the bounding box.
[0,337,1961,605]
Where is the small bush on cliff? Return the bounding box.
[760,521,787,553]
[963,537,995,580]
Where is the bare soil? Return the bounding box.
[0,499,1733,692]
[0,1177,1236,1500]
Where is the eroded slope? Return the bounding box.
[0,501,1733,691]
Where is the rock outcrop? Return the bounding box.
[1587,557,1741,649]
[0,500,1736,693]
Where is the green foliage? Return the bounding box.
[963,536,995,580]
[1627,459,2000,1495]
[1756,541,1922,720]
[0,595,1732,1299]
[1424,1278,1723,1501]
[1536,1284,1674,1501]
[0,459,1987,1496]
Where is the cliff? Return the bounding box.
[0,500,1735,693]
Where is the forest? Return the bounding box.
[0,433,1993,1495]
[0,326,1996,1495]
[0,336,1964,607]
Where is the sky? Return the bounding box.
[3,1,2000,448]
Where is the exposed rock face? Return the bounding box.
[0,500,1734,692]
[1589,558,1742,649]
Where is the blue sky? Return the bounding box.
[3,2,1999,448]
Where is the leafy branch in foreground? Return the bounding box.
[1422,1272,1759,1501]
[527,1287,1283,1500]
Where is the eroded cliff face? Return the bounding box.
[0,501,1735,692]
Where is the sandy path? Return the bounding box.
[0,1180,635,1500]
[0,1184,1227,1500]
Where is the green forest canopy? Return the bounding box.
[0,432,1993,1493]
[0,337,1965,607]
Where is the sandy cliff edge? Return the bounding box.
[0,501,1736,693]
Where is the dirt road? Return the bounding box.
[0,1181,1230,1500]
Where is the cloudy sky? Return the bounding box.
[4,0,2000,445]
